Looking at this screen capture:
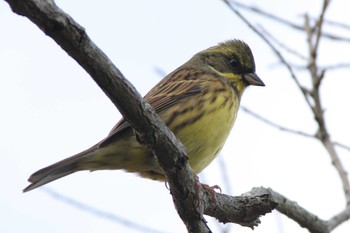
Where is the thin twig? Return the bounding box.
[304,0,350,206]
[233,0,304,30]
[42,188,168,233]
[241,106,315,139]
[217,156,234,195]
[282,62,350,71]
[320,33,350,42]
[222,0,315,117]
[322,18,350,31]
[227,0,350,229]
[4,0,209,231]
[258,24,307,60]
[5,0,279,230]
[323,63,350,70]
[333,142,350,152]
[211,157,233,233]
[314,0,330,58]
[242,106,350,153]
[234,0,350,42]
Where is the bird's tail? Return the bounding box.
[23,148,96,192]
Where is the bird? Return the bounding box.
[23,40,264,192]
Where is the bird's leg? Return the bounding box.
[194,174,222,205]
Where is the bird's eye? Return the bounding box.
[228,57,240,68]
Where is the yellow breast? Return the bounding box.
[163,82,240,174]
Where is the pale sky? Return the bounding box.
[1,0,350,233]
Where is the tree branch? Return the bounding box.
[224,0,350,230]
[304,0,350,206]
[333,142,350,152]
[242,106,350,153]
[258,25,308,60]
[42,188,169,233]
[257,187,328,232]
[204,191,277,228]
[250,187,350,233]
[328,207,350,231]
[222,0,315,115]
[3,0,206,231]
[241,106,315,139]
[233,0,350,42]
[4,0,276,231]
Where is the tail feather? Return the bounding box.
[23,148,96,192]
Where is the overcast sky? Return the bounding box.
[1,0,350,233]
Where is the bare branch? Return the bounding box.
[322,138,350,206]
[314,0,330,53]
[250,187,330,233]
[234,0,350,42]
[320,33,350,42]
[328,207,350,231]
[322,18,350,31]
[258,25,307,60]
[217,156,234,195]
[204,190,277,228]
[42,188,169,233]
[333,142,350,152]
[241,106,315,139]
[6,0,349,231]
[304,14,321,92]
[242,105,350,158]
[222,0,315,116]
[4,0,209,231]
[279,62,350,71]
[233,0,303,30]
[249,187,350,232]
[323,63,350,70]
[304,0,350,206]
[229,0,350,227]
[43,186,277,232]
[4,0,278,231]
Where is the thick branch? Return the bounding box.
[204,191,277,228]
[4,0,277,231]
[4,0,208,231]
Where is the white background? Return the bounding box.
[1,0,350,232]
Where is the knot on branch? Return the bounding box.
[204,188,278,229]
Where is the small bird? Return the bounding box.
[23,40,264,192]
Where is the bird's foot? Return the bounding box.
[194,174,222,204]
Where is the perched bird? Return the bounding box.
[23,40,264,192]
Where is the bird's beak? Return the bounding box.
[243,73,265,86]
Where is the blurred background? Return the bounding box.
[1,0,349,232]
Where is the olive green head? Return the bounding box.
[191,40,264,93]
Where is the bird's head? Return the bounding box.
[196,40,264,94]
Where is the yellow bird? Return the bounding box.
[24,40,264,192]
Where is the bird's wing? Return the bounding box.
[98,68,204,147]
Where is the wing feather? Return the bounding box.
[99,68,204,147]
